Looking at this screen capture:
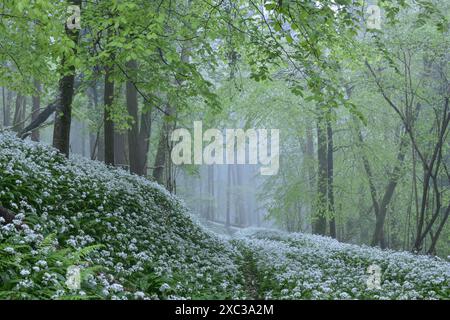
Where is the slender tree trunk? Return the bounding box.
[114,131,127,166]
[31,80,41,141]
[114,85,127,166]
[1,87,4,129]
[3,88,12,127]
[165,142,174,192]
[153,105,172,184]
[12,94,23,132]
[89,82,99,160]
[372,133,408,248]
[126,60,152,175]
[81,121,87,157]
[304,124,315,232]
[327,118,336,238]
[52,72,76,156]
[137,109,152,175]
[53,0,81,157]
[103,66,115,166]
[20,97,26,132]
[314,112,327,235]
[126,60,141,173]
[427,204,450,254]
[1,87,5,128]
[153,121,168,184]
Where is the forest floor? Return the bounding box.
[0,131,449,300]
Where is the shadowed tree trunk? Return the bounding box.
[126,60,153,175]
[53,71,76,156]
[114,131,127,166]
[52,0,81,157]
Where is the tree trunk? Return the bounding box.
[103,66,115,166]
[304,124,315,232]
[427,204,450,254]
[114,131,127,166]
[314,112,327,235]
[327,118,336,238]
[153,105,172,184]
[52,79,74,156]
[1,87,4,128]
[89,82,99,160]
[153,117,169,184]
[52,0,81,157]
[31,80,41,141]
[372,133,408,248]
[126,60,141,173]
[125,60,152,176]
[3,88,12,127]
[137,109,152,175]
[12,94,24,132]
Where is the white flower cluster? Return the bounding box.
[0,132,244,299]
[234,229,450,299]
[1,131,448,300]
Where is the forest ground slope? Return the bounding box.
[0,132,449,299]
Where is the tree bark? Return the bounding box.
[89,81,99,160]
[314,112,327,235]
[126,60,141,173]
[153,114,169,184]
[52,0,81,157]
[31,80,41,141]
[3,88,12,127]
[114,130,127,166]
[126,60,153,175]
[103,66,115,166]
[12,94,24,132]
[327,118,336,238]
[372,133,408,248]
